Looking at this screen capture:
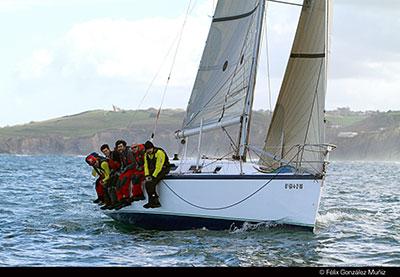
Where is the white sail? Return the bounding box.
[261,0,328,175]
[178,0,263,139]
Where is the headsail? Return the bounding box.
[177,0,264,144]
[261,0,328,175]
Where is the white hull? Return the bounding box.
[104,159,324,231]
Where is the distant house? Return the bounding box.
[112,105,123,112]
[337,132,358,138]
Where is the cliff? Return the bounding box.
[1,108,399,161]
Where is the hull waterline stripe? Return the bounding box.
[107,212,314,231]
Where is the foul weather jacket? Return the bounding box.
[92,160,111,185]
[144,148,169,178]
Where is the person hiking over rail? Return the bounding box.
[114,139,138,209]
[85,152,111,206]
[131,143,146,201]
[142,141,170,209]
[99,144,121,209]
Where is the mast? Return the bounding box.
[237,0,266,161]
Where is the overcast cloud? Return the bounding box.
[0,0,399,127]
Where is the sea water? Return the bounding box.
[0,154,399,266]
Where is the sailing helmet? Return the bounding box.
[85,153,98,166]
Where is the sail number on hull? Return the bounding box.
[285,183,304,190]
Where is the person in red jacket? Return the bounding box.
[114,140,137,209]
[101,144,121,171]
[131,143,146,201]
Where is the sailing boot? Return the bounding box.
[151,196,161,208]
[143,194,161,209]
[93,198,101,204]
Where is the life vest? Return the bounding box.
[93,158,108,177]
[107,150,121,171]
[132,144,145,171]
[147,147,170,174]
[120,146,135,168]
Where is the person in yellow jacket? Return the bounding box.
[143,141,170,209]
[85,153,111,205]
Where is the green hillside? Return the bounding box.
[0,109,185,138]
[0,108,399,160]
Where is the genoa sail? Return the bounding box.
[260,0,328,175]
[177,0,264,141]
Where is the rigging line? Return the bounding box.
[251,147,276,168]
[201,150,235,168]
[151,0,193,139]
[247,145,258,165]
[263,1,273,112]
[161,171,281,211]
[252,144,307,174]
[267,0,302,7]
[189,0,198,14]
[127,28,184,130]
[222,126,238,153]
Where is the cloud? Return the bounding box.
[330,1,400,79]
[0,0,119,11]
[58,16,206,86]
[3,0,400,127]
[8,1,212,127]
[327,77,400,111]
[336,0,400,11]
[17,49,53,79]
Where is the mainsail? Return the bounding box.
[261,0,328,174]
[177,0,264,151]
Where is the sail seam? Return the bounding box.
[213,5,258,23]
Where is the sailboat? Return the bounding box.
[104,0,335,231]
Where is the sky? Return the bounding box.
[0,0,399,127]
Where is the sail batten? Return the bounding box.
[213,5,259,22]
[290,53,325,58]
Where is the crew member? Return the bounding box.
[100,144,121,209]
[85,152,111,205]
[131,143,146,201]
[143,141,170,209]
[115,139,137,209]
